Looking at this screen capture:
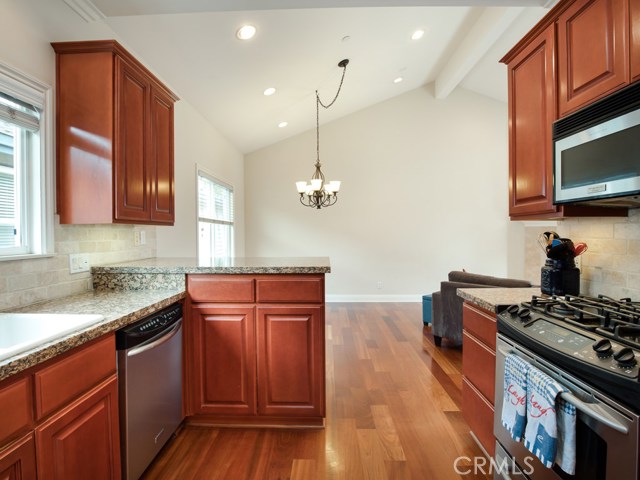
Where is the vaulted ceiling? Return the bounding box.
[66,0,552,153]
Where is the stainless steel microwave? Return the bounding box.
[553,82,640,208]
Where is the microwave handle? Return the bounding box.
[497,347,629,435]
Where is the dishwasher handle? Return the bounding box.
[127,320,182,358]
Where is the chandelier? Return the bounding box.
[296,59,349,209]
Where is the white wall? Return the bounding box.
[155,99,245,258]
[245,85,511,301]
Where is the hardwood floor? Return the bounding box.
[142,303,491,479]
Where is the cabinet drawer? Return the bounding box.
[462,378,495,458]
[462,303,496,350]
[463,331,496,404]
[187,275,255,303]
[0,376,33,445]
[34,335,116,420]
[256,276,324,303]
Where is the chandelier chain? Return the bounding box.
[315,61,348,166]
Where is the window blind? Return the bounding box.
[0,92,39,132]
[198,172,233,224]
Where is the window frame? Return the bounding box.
[0,62,54,260]
[196,166,235,263]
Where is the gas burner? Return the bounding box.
[525,295,603,329]
[525,294,640,348]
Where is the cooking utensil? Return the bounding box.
[547,239,575,261]
[573,242,588,256]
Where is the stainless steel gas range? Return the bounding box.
[494,295,640,480]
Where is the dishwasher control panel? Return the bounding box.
[116,303,182,350]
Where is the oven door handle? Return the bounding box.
[497,347,629,435]
[559,391,628,434]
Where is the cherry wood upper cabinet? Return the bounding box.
[506,25,558,218]
[557,0,629,116]
[52,40,178,225]
[631,0,640,83]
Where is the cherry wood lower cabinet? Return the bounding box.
[256,306,325,417]
[186,275,326,427]
[35,376,120,480]
[0,334,120,479]
[462,302,497,457]
[0,433,37,480]
[190,305,257,416]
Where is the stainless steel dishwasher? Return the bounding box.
[116,303,183,480]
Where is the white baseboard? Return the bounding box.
[326,294,422,303]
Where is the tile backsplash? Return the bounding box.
[524,209,640,299]
[0,216,156,311]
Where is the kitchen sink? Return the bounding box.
[0,313,104,362]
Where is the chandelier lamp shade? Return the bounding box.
[296,59,349,209]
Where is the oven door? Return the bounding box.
[494,335,639,480]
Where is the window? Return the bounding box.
[197,170,234,262]
[0,63,53,259]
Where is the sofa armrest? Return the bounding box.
[432,281,497,345]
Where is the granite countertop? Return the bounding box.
[457,287,541,313]
[92,256,331,274]
[0,288,185,381]
[1,256,329,381]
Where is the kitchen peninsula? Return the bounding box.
[93,256,331,428]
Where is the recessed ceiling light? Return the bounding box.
[263,87,276,96]
[236,25,256,40]
[393,77,403,84]
[278,121,288,128]
[411,29,425,41]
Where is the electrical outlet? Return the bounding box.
[69,253,90,274]
[134,230,146,246]
[376,281,383,290]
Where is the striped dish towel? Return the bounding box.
[555,396,577,475]
[523,366,565,468]
[501,354,529,441]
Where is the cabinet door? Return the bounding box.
[35,376,120,480]
[507,24,558,217]
[149,86,175,224]
[114,57,150,223]
[256,306,325,417]
[190,305,257,416]
[0,434,37,480]
[558,0,629,116]
[632,0,640,83]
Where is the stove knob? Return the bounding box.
[506,304,519,316]
[592,339,613,358]
[613,347,637,368]
[517,308,531,321]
